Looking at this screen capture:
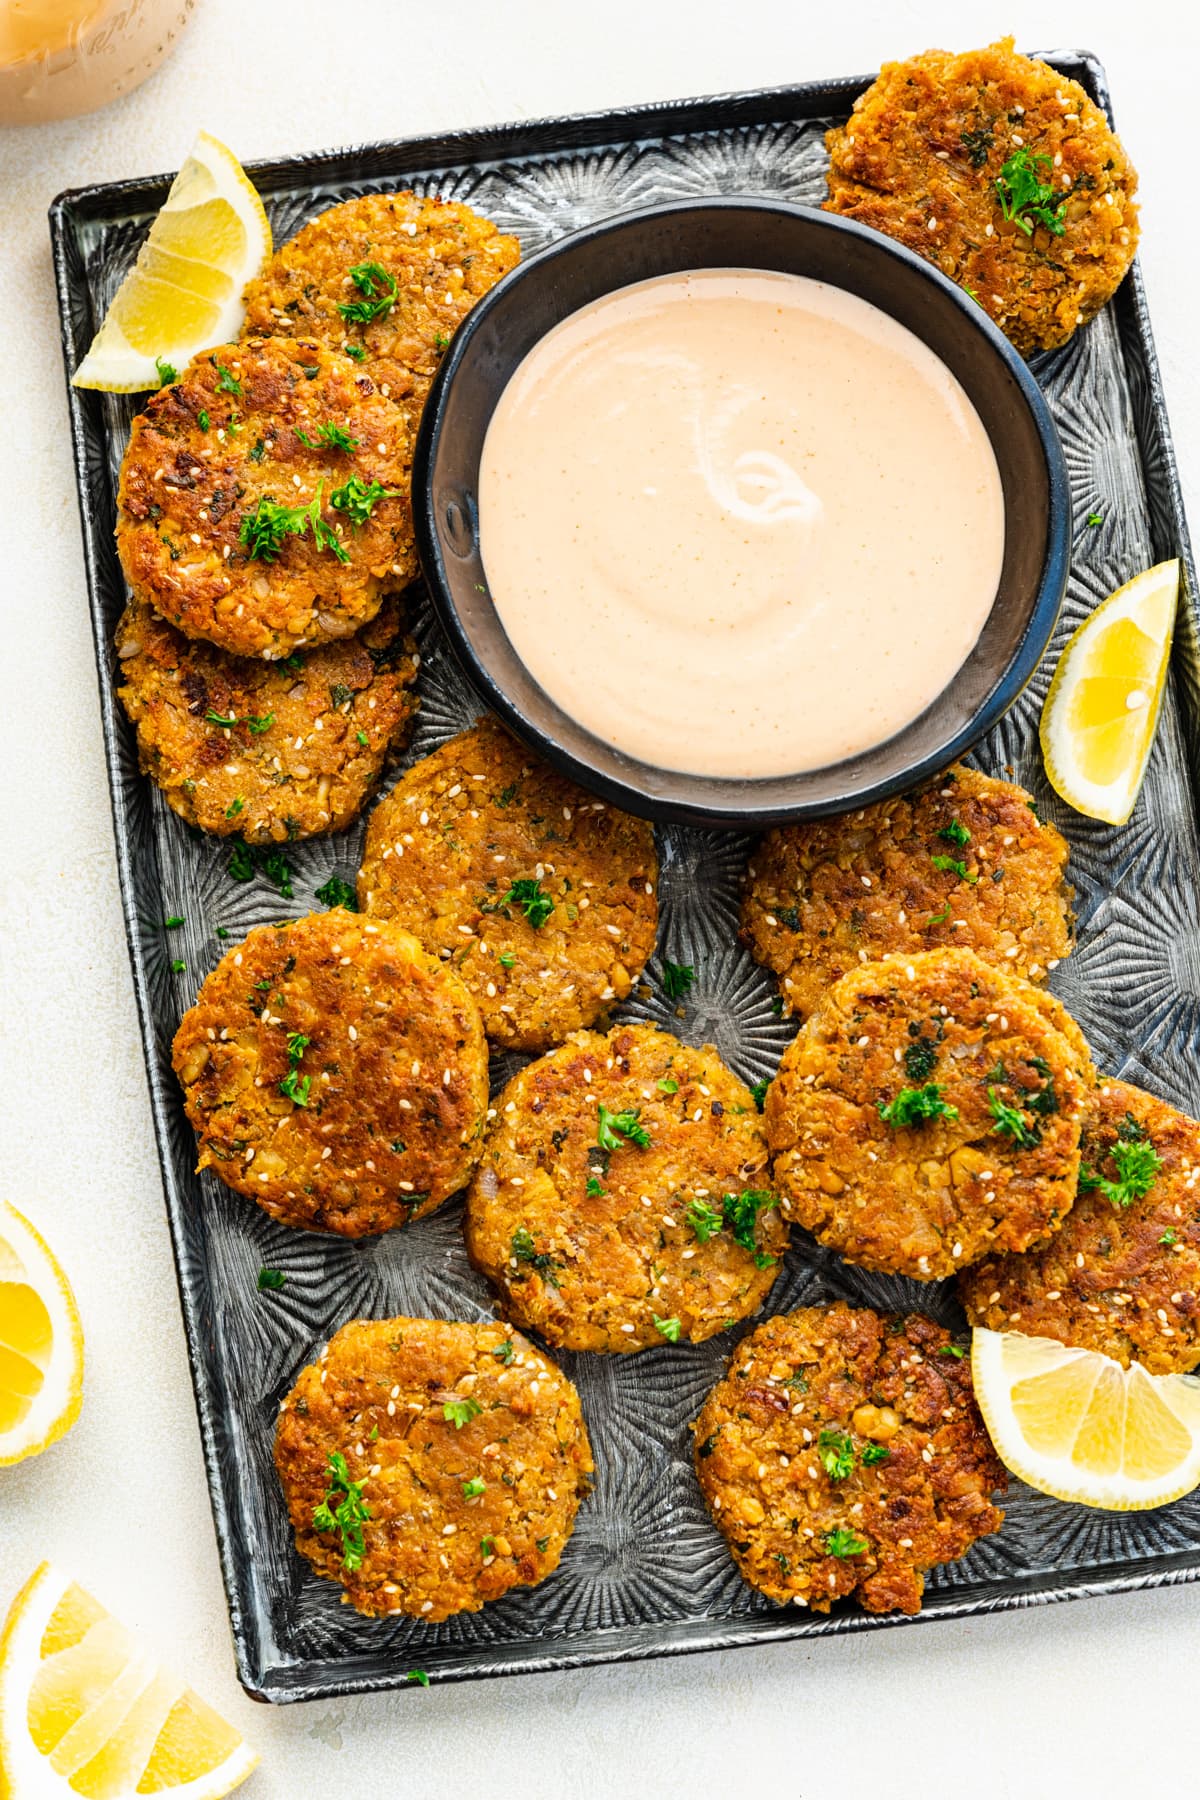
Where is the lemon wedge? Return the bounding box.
[72,131,271,393]
[0,1201,84,1467]
[0,1564,259,1799]
[1040,558,1180,825]
[971,1327,1200,1511]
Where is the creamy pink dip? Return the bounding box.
[477,269,1005,778]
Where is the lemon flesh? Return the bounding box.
[0,1201,84,1465]
[0,1565,257,1799]
[972,1328,1200,1511]
[1040,558,1180,825]
[72,132,271,394]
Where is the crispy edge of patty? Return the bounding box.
[741,763,1074,1022]
[358,715,659,1051]
[959,1077,1200,1373]
[823,36,1139,355]
[116,336,416,658]
[115,591,418,841]
[275,1315,593,1618]
[171,910,488,1235]
[465,1021,785,1351]
[693,1303,1006,1614]
[765,949,1092,1279]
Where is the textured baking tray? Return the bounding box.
[50,51,1200,1703]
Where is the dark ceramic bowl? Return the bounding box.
[412,198,1069,828]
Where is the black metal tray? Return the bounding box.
[50,51,1200,1703]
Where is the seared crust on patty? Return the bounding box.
[172,911,488,1235]
[693,1304,1006,1615]
[358,716,659,1053]
[116,337,416,659]
[742,764,1073,1023]
[824,37,1139,355]
[765,949,1093,1279]
[115,593,418,842]
[275,1316,593,1619]
[465,1022,786,1352]
[241,191,520,417]
[960,1079,1200,1374]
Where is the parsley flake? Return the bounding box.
[931,852,978,884]
[878,1084,959,1128]
[1079,1137,1163,1208]
[406,1668,430,1687]
[861,1443,890,1466]
[653,1315,682,1343]
[213,359,243,396]
[338,261,398,325]
[938,820,971,848]
[295,422,360,454]
[817,1430,855,1481]
[825,1528,868,1559]
[462,1475,486,1499]
[312,1451,370,1570]
[662,960,695,1000]
[315,875,358,911]
[154,356,177,386]
[987,1086,1040,1148]
[596,1105,651,1152]
[685,1197,725,1243]
[443,1397,482,1429]
[497,876,554,929]
[995,147,1067,237]
[257,1268,286,1291]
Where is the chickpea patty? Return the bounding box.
[116,337,416,660]
[241,191,520,418]
[693,1304,1006,1615]
[960,1079,1200,1375]
[824,38,1139,356]
[172,911,488,1236]
[742,763,1073,1023]
[114,593,418,842]
[358,715,659,1052]
[765,949,1093,1279]
[465,1022,786,1352]
[275,1316,593,1619]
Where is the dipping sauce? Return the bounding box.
[477,270,1006,779]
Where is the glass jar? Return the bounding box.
[0,0,197,125]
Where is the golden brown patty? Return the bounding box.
[114,593,418,842]
[358,716,659,1053]
[172,911,488,1236]
[241,191,520,418]
[960,1078,1200,1374]
[824,37,1139,355]
[465,1022,785,1352]
[742,764,1073,1023]
[765,949,1093,1279]
[116,337,416,659]
[275,1316,593,1619]
[693,1304,1006,1615]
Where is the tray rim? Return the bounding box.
[47,47,1200,1705]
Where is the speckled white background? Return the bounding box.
[1,4,1197,1795]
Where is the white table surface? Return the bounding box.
[1,4,1197,1794]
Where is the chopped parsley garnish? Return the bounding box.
[498,951,516,969]
[356,730,368,746]
[225,798,243,819]
[685,1197,725,1243]
[205,709,237,729]
[315,875,358,911]
[170,958,186,973]
[257,1268,286,1291]
[938,820,971,848]
[721,1188,778,1257]
[510,1227,563,1287]
[213,359,243,396]
[825,1528,868,1559]
[197,409,210,431]
[817,1430,855,1481]
[312,1450,370,1570]
[928,905,952,926]
[406,1669,430,1688]
[1118,1112,1150,1144]
[295,422,360,453]
[329,473,403,527]
[279,1031,311,1108]
[1078,1137,1163,1209]
[995,147,1067,237]
[1160,1228,1179,1247]
[248,439,265,463]
[657,1076,679,1094]
[903,1037,939,1082]
[226,837,294,897]
[480,1536,495,1558]
[861,1443,890,1465]
[987,1086,1040,1148]
[154,356,177,386]
[239,481,350,565]
[653,1315,682,1343]
[938,1344,966,1359]
[961,124,994,167]
[878,1084,959,1128]
[931,853,978,884]
[246,711,275,734]
[342,342,367,362]
[497,876,554,929]
[750,1077,769,1112]
[596,1105,651,1152]
[228,840,256,881]
[1087,512,1104,527]
[492,1339,514,1364]
[434,332,450,351]
[338,261,398,325]
[329,683,354,708]
[163,915,185,929]
[443,1397,482,1429]
[585,1175,606,1197]
[462,1476,486,1498]
[662,960,696,1000]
